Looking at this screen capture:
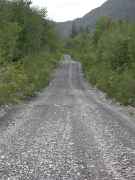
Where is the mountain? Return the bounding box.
[55,0,135,38]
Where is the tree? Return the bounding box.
[93,16,112,45]
[71,22,78,38]
[0,0,59,62]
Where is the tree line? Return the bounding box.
[67,17,135,106]
[0,0,61,104]
[0,0,59,63]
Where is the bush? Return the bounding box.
[68,18,135,107]
[0,22,21,63]
[0,52,61,104]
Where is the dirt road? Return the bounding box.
[0,55,135,180]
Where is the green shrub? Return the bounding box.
[0,22,21,63]
[0,52,61,104]
[68,18,135,107]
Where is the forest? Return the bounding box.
[67,17,135,106]
[0,0,61,104]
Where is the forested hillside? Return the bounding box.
[56,0,135,38]
[67,17,135,106]
[0,0,61,104]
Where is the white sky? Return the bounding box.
[31,0,107,22]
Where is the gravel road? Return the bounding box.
[0,55,135,180]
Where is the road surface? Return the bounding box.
[0,55,135,180]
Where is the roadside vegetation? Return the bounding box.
[0,0,62,104]
[66,17,135,106]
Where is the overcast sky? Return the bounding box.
[32,0,107,22]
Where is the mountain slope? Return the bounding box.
[56,0,135,38]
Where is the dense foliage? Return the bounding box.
[67,17,135,106]
[0,0,61,104]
